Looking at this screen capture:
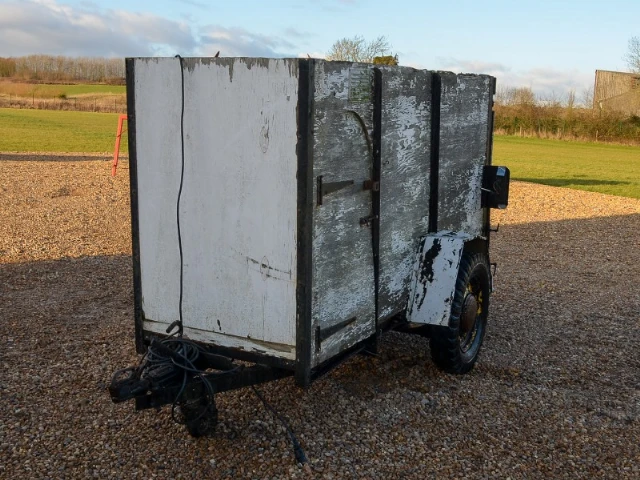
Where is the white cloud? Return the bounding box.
[436,57,594,99]
[199,25,296,58]
[0,0,196,56]
[0,0,298,58]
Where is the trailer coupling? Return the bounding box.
[108,338,291,436]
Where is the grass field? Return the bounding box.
[0,108,637,199]
[0,108,126,152]
[493,136,639,199]
[0,82,125,98]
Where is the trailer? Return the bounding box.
[109,57,510,438]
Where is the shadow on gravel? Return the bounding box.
[2,213,640,478]
[515,177,632,187]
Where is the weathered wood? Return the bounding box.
[134,58,183,327]
[131,57,497,372]
[594,70,640,115]
[407,233,466,326]
[438,73,492,238]
[311,62,376,365]
[376,67,432,319]
[134,58,299,359]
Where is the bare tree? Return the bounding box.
[581,85,594,108]
[326,35,391,63]
[565,89,576,109]
[12,55,124,82]
[624,36,640,72]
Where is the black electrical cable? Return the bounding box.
[175,54,186,338]
[166,56,308,461]
[140,337,240,428]
[252,386,309,465]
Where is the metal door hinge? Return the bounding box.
[316,175,354,205]
[315,317,357,350]
[362,179,380,192]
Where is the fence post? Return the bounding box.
[112,114,128,176]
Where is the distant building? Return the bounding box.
[594,70,640,116]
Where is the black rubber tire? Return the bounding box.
[429,252,490,374]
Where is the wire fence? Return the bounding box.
[0,94,127,113]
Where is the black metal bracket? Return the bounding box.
[490,262,497,292]
[362,179,380,192]
[315,316,357,350]
[359,214,378,227]
[428,73,442,233]
[316,175,354,205]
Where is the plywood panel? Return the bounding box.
[134,58,299,358]
[311,61,376,365]
[438,73,492,237]
[377,67,432,319]
[134,58,183,327]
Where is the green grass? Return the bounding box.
[0,108,127,152]
[1,109,637,199]
[55,84,125,96]
[0,83,125,98]
[493,136,640,199]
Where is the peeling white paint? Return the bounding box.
[407,232,469,326]
[438,73,492,237]
[311,61,376,365]
[143,320,296,360]
[134,58,298,356]
[378,68,432,319]
[133,58,496,368]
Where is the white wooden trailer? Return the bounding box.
[110,56,509,436]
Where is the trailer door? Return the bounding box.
[310,63,377,366]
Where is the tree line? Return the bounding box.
[494,86,639,144]
[1,41,637,143]
[0,55,125,83]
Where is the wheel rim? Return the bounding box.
[458,279,485,355]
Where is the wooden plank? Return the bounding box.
[438,73,493,237]
[311,61,376,365]
[134,58,183,328]
[134,58,299,357]
[376,67,432,319]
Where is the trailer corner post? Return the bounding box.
[295,59,315,388]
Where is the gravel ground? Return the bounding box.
[1,156,640,479]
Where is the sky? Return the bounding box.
[0,0,638,100]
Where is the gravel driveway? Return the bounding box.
[1,156,639,479]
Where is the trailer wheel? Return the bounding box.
[430,253,490,374]
[180,396,219,438]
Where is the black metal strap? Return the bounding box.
[316,176,354,205]
[428,73,441,233]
